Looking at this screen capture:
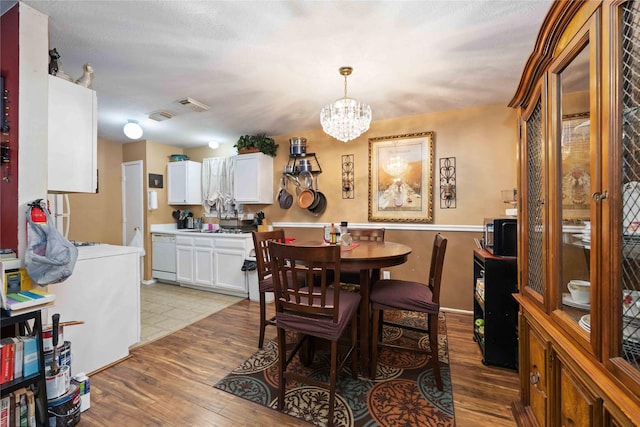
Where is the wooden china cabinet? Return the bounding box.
[509,1,640,426]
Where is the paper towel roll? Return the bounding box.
[148,190,158,210]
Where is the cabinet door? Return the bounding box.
[555,354,601,427]
[233,153,273,204]
[48,76,97,193]
[176,245,194,284]
[214,249,247,294]
[606,0,640,396]
[194,247,213,287]
[520,90,547,306]
[213,237,249,296]
[548,13,600,355]
[526,323,549,427]
[168,161,202,205]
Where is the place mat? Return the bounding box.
[341,242,360,252]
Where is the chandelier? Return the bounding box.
[320,67,372,142]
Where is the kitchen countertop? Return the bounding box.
[150,223,253,237]
[77,244,144,261]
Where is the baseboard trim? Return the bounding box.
[441,307,473,315]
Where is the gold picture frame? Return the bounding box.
[368,132,434,223]
[561,112,590,221]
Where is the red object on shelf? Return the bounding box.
[284,238,296,244]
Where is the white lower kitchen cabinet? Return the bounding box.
[175,233,250,297]
[194,239,214,287]
[176,238,194,284]
[213,239,248,295]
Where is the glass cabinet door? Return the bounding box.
[549,15,599,352]
[522,94,546,305]
[618,0,640,373]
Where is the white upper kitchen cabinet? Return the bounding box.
[233,153,273,204]
[168,160,202,205]
[47,76,97,193]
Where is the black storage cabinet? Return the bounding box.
[0,309,48,425]
[473,248,518,370]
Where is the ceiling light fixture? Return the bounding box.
[208,141,219,149]
[123,120,143,139]
[320,66,372,143]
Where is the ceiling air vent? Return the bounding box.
[176,97,210,112]
[148,111,174,121]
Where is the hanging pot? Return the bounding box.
[298,159,313,172]
[310,191,327,215]
[298,170,313,189]
[297,188,315,209]
[278,177,293,209]
[307,174,321,211]
[289,137,307,155]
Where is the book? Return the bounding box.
[11,338,23,380]
[24,391,34,427]
[20,337,38,378]
[3,301,55,318]
[0,340,14,384]
[0,395,9,427]
[4,290,55,312]
[11,388,26,427]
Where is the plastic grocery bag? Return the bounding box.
[24,202,78,285]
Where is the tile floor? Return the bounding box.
[138,282,243,346]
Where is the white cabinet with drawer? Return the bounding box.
[175,233,250,297]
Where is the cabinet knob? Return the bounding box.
[591,191,608,202]
[529,372,540,385]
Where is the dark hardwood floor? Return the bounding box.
[79,300,519,426]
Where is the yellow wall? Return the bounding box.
[69,102,518,311]
[67,138,123,244]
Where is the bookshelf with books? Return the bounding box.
[0,310,47,426]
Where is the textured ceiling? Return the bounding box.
[16,0,552,148]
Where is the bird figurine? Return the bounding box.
[75,63,94,88]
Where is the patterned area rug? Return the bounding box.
[214,311,455,426]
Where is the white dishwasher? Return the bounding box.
[151,233,177,283]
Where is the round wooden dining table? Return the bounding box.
[290,240,412,376]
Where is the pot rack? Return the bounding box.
[285,153,323,175]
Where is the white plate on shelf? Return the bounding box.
[563,293,590,310]
[579,314,591,332]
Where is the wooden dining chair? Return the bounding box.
[348,227,385,242]
[269,241,360,427]
[369,233,448,390]
[340,228,386,289]
[252,229,285,348]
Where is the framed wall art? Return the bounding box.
[149,173,163,189]
[368,131,434,222]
